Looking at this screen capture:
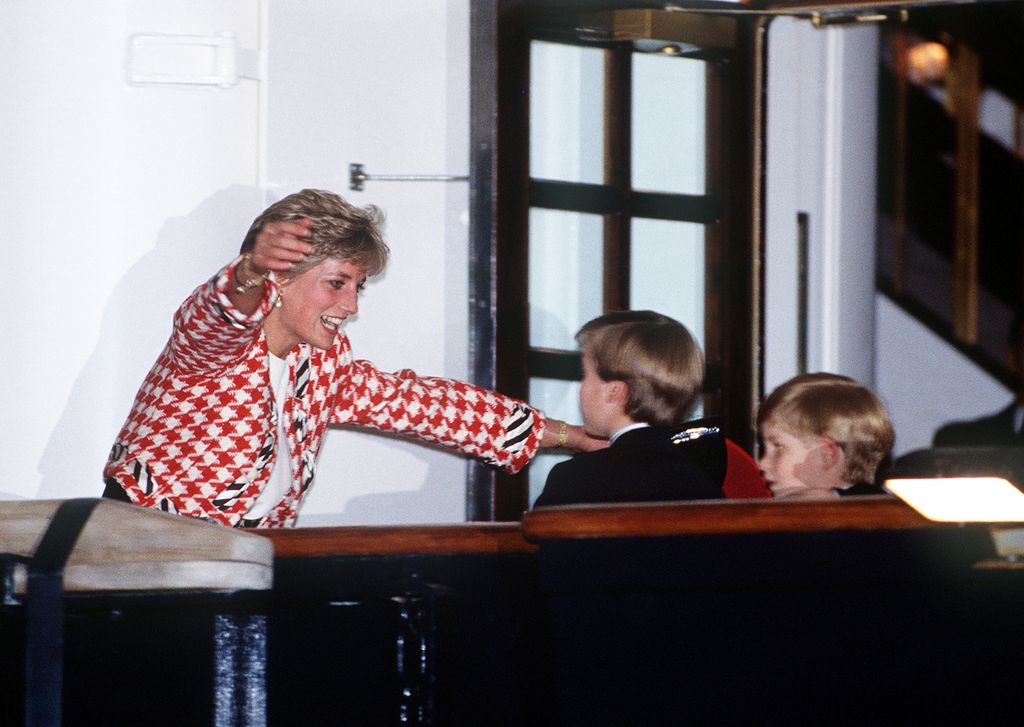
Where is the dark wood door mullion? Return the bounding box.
[604,45,632,312]
[703,58,725,419]
[489,1,532,521]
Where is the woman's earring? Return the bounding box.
[275,291,283,309]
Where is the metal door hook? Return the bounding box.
[349,163,469,191]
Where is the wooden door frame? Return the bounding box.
[468,0,761,520]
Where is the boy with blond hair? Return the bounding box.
[533,310,722,507]
[757,372,895,499]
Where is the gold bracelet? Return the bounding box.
[234,254,270,294]
[555,421,568,448]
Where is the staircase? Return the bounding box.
[875,4,1024,391]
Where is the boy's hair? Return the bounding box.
[240,189,389,278]
[577,310,704,428]
[757,372,895,485]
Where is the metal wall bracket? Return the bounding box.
[349,163,468,191]
[128,31,260,88]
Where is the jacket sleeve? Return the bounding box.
[332,360,546,474]
[167,255,280,375]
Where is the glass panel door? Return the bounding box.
[530,41,606,184]
[632,53,706,194]
[525,37,715,504]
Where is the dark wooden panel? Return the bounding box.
[526,348,582,380]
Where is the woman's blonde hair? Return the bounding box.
[757,372,895,485]
[578,310,704,428]
[241,189,389,278]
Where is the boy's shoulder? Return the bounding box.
[531,450,613,507]
[532,424,724,508]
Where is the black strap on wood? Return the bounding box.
[24,498,100,727]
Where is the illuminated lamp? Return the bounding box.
[885,447,1024,559]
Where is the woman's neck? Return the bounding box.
[263,309,298,358]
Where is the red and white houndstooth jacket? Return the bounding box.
[104,256,545,528]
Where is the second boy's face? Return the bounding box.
[758,421,836,498]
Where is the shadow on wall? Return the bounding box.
[298,426,477,527]
[36,185,265,500]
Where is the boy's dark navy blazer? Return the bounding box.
[533,425,724,508]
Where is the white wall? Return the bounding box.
[2,1,475,526]
[764,17,879,393]
[875,296,1011,456]
[2,0,263,501]
[264,0,472,525]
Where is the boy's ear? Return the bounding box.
[819,437,844,471]
[606,379,629,404]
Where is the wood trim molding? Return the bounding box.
[522,497,933,541]
[951,40,980,344]
[261,498,961,558]
[261,523,535,558]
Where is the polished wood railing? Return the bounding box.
[260,497,943,557]
[260,522,535,557]
[521,496,932,540]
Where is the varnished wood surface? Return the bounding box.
[261,523,536,558]
[258,498,953,557]
[521,496,936,541]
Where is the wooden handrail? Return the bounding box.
[260,523,535,558]
[258,498,953,558]
[521,497,934,541]
[951,40,980,344]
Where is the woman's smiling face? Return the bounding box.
[265,258,366,356]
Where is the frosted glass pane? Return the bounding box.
[630,218,705,351]
[632,54,705,194]
[527,377,579,506]
[530,40,605,184]
[529,208,604,350]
